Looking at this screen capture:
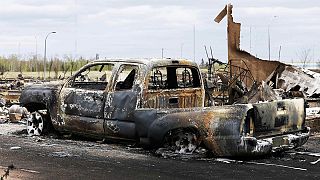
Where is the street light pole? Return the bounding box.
[35,35,39,78]
[44,31,56,80]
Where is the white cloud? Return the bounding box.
[241,7,320,16]
[0,1,75,20]
[84,5,199,28]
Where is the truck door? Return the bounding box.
[58,63,114,135]
[104,64,140,139]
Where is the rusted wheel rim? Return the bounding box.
[169,131,199,154]
[27,112,44,136]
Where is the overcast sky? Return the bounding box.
[0,0,319,64]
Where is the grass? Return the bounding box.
[1,71,75,80]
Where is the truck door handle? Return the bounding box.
[169,97,178,104]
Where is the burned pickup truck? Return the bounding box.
[20,58,310,156]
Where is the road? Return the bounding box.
[0,123,320,179]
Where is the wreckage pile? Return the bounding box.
[0,76,29,124]
[209,3,320,132]
[0,99,29,124]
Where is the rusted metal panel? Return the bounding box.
[215,4,320,100]
[142,63,205,109]
[146,98,308,156]
[0,90,21,103]
[105,90,138,120]
[214,4,284,88]
[146,104,260,156]
[214,5,227,23]
[252,98,305,137]
[104,120,136,139]
[20,82,62,124]
[145,104,250,155]
[276,66,320,97]
[143,88,203,109]
[62,115,104,135]
[61,88,104,118]
[230,58,281,88]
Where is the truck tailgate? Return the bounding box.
[252,98,305,138]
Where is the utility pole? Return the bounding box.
[35,35,39,78]
[18,42,21,73]
[268,26,270,61]
[278,45,281,61]
[161,48,164,59]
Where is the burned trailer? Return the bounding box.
[20,58,310,156]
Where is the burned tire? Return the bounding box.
[27,110,51,136]
[163,128,200,154]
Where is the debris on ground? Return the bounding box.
[310,158,320,165]
[9,146,21,150]
[0,94,29,124]
[0,122,26,135]
[0,164,15,180]
[8,105,29,122]
[49,151,73,158]
[155,147,208,159]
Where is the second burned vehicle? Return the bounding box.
[20,59,310,156]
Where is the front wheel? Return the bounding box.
[26,110,50,136]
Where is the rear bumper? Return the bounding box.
[239,127,310,155]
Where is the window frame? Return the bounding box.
[67,63,115,90]
[147,65,202,90]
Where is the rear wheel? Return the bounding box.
[27,110,51,136]
[164,129,200,154]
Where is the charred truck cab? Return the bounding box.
[20,58,310,156]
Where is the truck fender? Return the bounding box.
[147,111,207,146]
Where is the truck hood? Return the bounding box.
[20,81,65,107]
[23,81,64,91]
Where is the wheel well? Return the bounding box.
[24,103,47,112]
[163,127,200,144]
[243,109,255,136]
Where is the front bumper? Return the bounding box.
[239,127,310,155]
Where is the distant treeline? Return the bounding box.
[0,54,93,79]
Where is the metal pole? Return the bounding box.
[268,26,270,61]
[278,45,282,61]
[161,48,164,59]
[44,31,56,80]
[35,35,39,78]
